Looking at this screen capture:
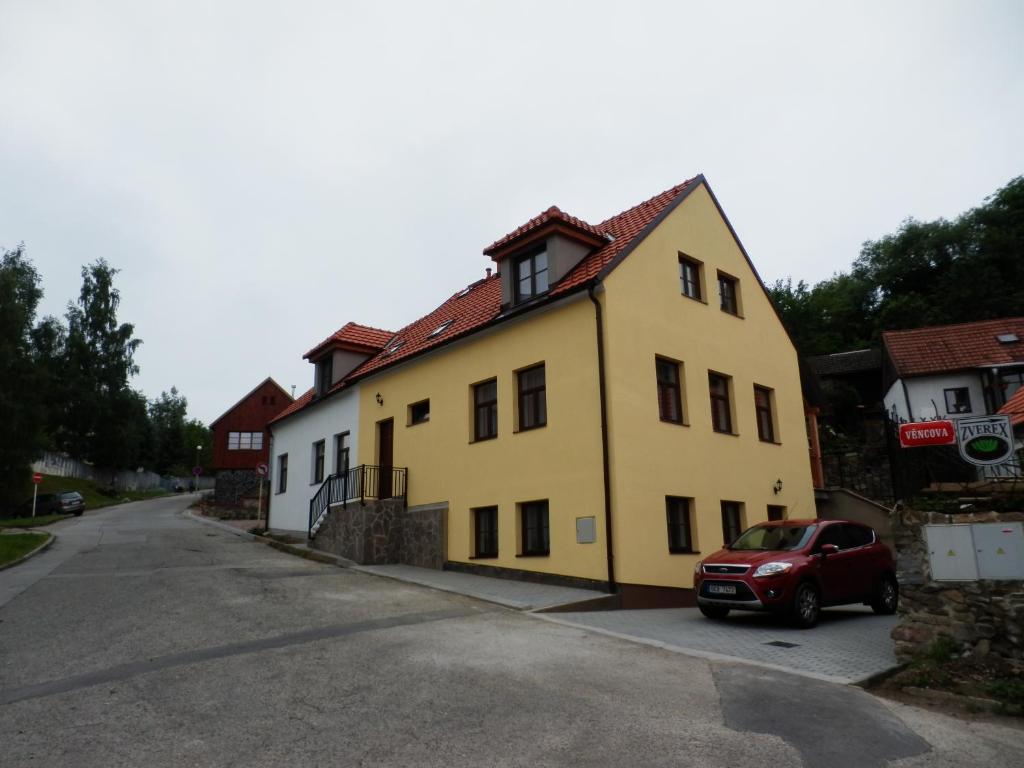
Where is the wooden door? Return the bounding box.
[377,419,393,498]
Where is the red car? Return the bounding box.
[694,519,898,628]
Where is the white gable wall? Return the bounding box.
[884,372,988,422]
[268,385,360,535]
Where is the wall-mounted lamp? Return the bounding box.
[375,393,384,406]
[773,479,783,495]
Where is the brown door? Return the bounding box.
[377,418,393,498]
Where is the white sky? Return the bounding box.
[2,1,1022,423]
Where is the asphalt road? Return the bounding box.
[1,495,1021,768]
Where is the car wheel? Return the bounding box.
[791,582,820,629]
[871,575,899,615]
[699,604,730,620]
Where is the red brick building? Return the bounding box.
[210,378,293,504]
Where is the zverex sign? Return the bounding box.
[898,420,956,448]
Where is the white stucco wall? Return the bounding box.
[884,372,988,422]
[267,385,360,534]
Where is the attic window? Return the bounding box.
[384,341,405,356]
[997,333,1019,344]
[457,287,473,298]
[428,319,454,338]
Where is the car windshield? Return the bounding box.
[60,492,80,500]
[728,524,817,551]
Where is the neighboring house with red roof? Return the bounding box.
[209,377,293,505]
[999,386,1024,428]
[882,318,1024,423]
[267,175,819,607]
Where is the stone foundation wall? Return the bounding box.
[310,500,446,569]
[891,505,1024,664]
[214,470,265,507]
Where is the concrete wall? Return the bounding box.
[311,500,446,569]
[31,451,213,491]
[816,488,894,550]
[884,372,988,422]
[267,386,360,535]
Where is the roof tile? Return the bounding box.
[884,318,1024,377]
[303,321,394,360]
[998,386,1024,427]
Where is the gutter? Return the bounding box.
[588,285,617,593]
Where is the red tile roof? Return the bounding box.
[276,176,703,422]
[884,318,1024,378]
[483,205,607,256]
[268,387,314,426]
[999,386,1024,427]
[303,321,395,360]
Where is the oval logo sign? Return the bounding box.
[956,416,1014,466]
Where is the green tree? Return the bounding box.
[0,246,49,505]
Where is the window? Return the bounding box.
[228,431,264,450]
[409,399,430,425]
[844,523,874,548]
[270,395,276,405]
[520,500,550,556]
[767,505,786,522]
[754,385,776,442]
[473,506,499,558]
[473,379,498,441]
[721,501,743,545]
[656,357,683,424]
[679,254,702,300]
[514,250,549,304]
[666,496,694,553]
[517,364,547,430]
[708,373,733,434]
[261,396,268,405]
[334,432,350,476]
[428,319,454,338]
[944,387,972,414]
[312,440,325,484]
[277,454,288,493]
[718,272,739,315]
[316,357,333,395]
[384,341,404,356]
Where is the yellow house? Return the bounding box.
[280,175,816,608]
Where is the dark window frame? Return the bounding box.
[678,254,702,301]
[717,272,739,315]
[473,506,499,558]
[656,357,684,424]
[666,496,695,553]
[721,501,743,545]
[277,454,288,494]
[227,431,263,451]
[513,248,550,304]
[517,364,547,431]
[709,372,734,434]
[316,356,333,395]
[520,500,550,556]
[409,399,431,426]
[754,385,776,442]
[312,439,325,484]
[943,387,972,414]
[473,379,498,441]
[767,505,786,522]
[334,432,350,476]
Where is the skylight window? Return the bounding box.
[457,286,473,298]
[384,341,405,356]
[997,333,1019,344]
[428,319,454,338]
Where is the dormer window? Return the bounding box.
[514,249,549,304]
[315,356,333,396]
[428,319,454,338]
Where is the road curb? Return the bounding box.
[348,566,531,610]
[0,531,55,572]
[181,511,352,567]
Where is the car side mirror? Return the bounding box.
[819,543,839,557]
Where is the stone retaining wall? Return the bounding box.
[891,504,1024,665]
[310,500,446,569]
[214,470,266,507]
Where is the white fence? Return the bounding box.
[31,451,215,492]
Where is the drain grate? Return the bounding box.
[764,640,800,648]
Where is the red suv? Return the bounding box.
[694,519,898,628]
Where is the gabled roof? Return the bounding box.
[209,377,293,429]
[808,349,882,377]
[483,205,608,258]
[884,318,1024,378]
[268,387,314,427]
[998,386,1024,427]
[303,322,394,361]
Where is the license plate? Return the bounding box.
[708,584,737,595]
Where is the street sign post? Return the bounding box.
[256,463,268,526]
[898,420,957,449]
[31,472,41,518]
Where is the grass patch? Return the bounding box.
[0,514,71,529]
[0,532,51,567]
[35,475,170,510]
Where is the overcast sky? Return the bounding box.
[2,1,1022,424]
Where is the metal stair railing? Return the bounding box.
[307,465,408,538]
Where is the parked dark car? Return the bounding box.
[694,519,898,628]
[18,491,86,517]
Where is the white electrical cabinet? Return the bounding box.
[924,522,1024,581]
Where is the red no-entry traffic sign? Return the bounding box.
[898,420,956,448]
[32,472,42,484]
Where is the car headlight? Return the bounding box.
[693,560,703,577]
[753,562,793,578]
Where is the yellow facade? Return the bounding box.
[356,180,815,592]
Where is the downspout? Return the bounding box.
[900,379,913,421]
[588,285,617,593]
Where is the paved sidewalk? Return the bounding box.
[353,564,605,610]
[540,605,898,684]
